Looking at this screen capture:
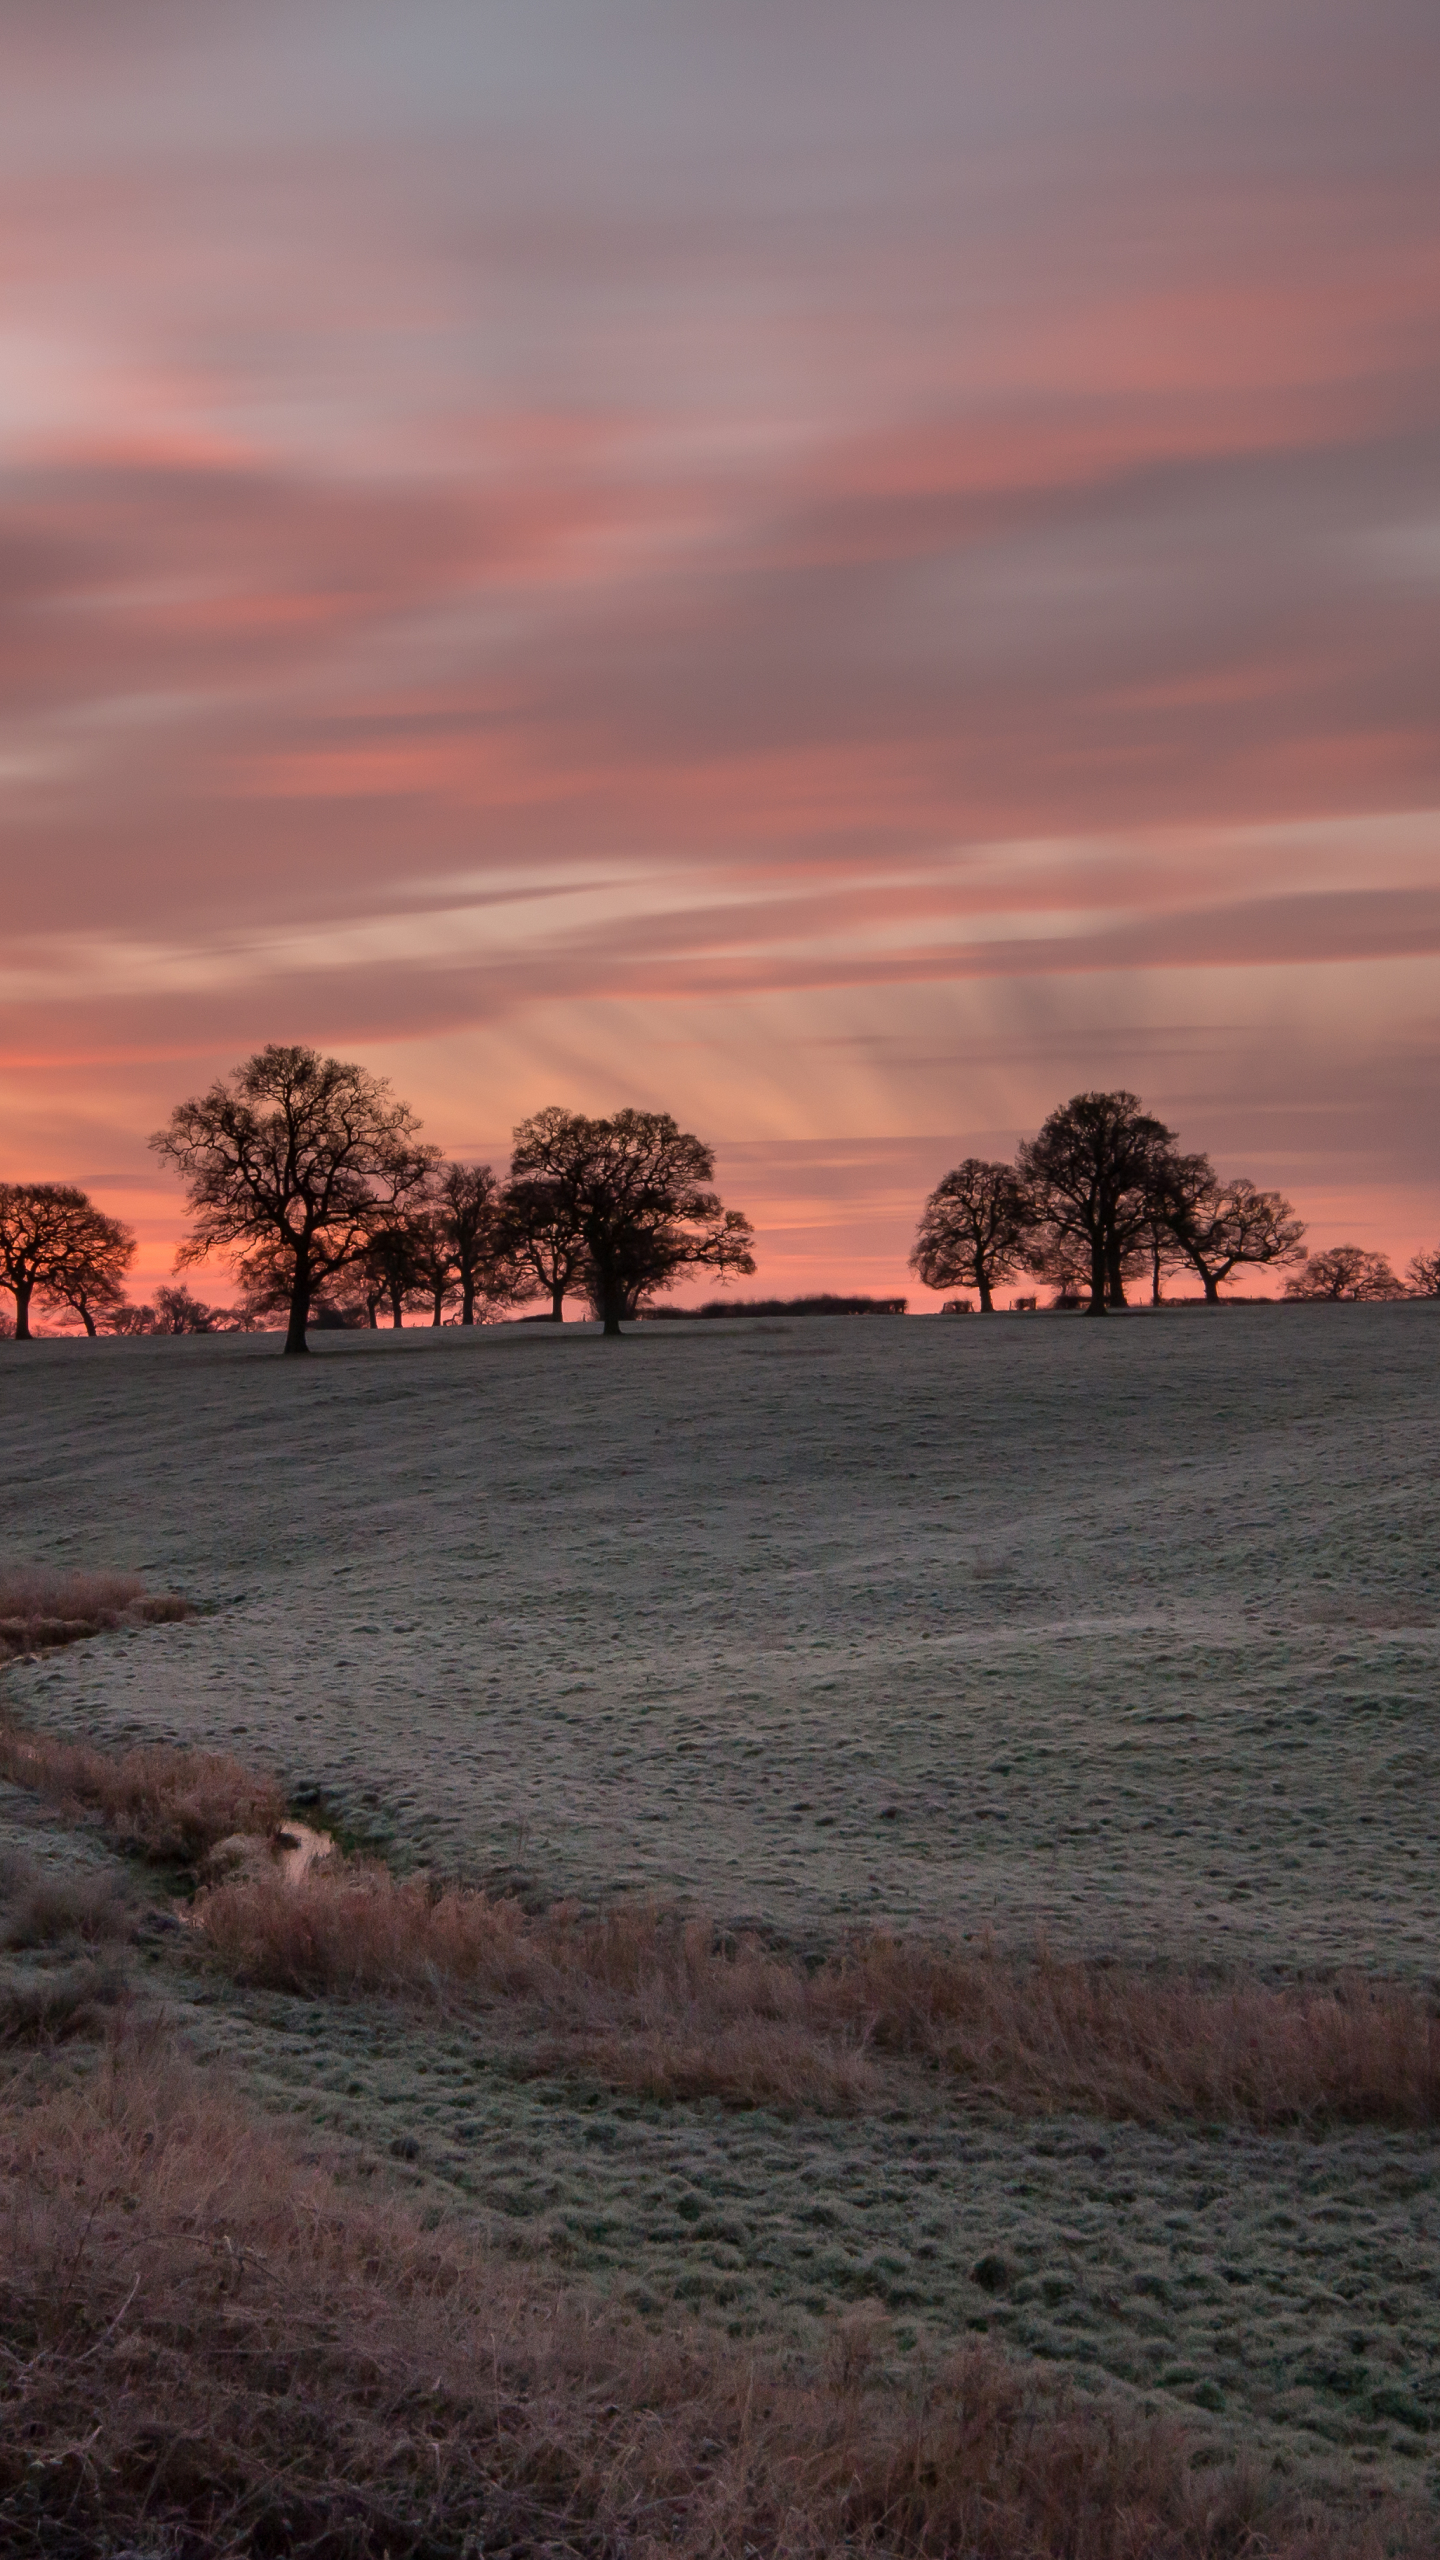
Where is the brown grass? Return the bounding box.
[1,2039,1428,2560]
[0,1723,286,1864]
[194,1863,1440,2131]
[0,1565,188,1662]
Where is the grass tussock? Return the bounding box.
[194,1864,1440,2131]
[2,2043,1428,2560]
[0,1723,286,1864]
[0,1564,188,1661]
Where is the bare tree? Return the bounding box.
[1284,1245,1406,1302]
[909,1160,1033,1312]
[1017,1092,1177,1314]
[501,1117,594,1321]
[0,1184,134,1341]
[436,1162,513,1325]
[152,1046,437,1356]
[152,1283,225,1334]
[38,1199,136,1336]
[1157,1158,1306,1302]
[509,1106,755,1336]
[1406,1246,1440,1298]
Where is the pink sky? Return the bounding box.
[2,2,1437,1306]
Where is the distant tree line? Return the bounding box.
[126,1046,750,1355]
[910,1090,1434,1313]
[5,1066,1436,1343]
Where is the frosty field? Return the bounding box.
[3,1304,1440,2494]
[4,1304,1437,1967]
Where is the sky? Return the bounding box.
[2,0,1438,1307]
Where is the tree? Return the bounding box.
[38,1198,136,1336]
[152,1046,437,1356]
[1406,1247,1440,1298]
[508,1106,756,1336]
[1284,1245,1406,1302]
[1017,1092,1177,1314]
[1157,1158,1306,1302]
[435,1161,514,1326]
[909,1160,1033,1312]
[0,1184,134,1341]
[152,1283,224,1334]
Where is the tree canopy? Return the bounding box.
[909,1160,1033,1312]
[0,1185,136,1340]
[1017,1091,1177,1314]
[1283,1245,1406,1302]
[151,1045,437,1355]
[508,1107,755,1334]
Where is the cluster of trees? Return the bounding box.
[0,1184,137,1339]
[143,1046,755,1354]
[911,1089,1438,1313]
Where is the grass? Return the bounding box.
[0,1565,188,1662]
[192,1858,1440,2131]
[0,1719,286,1864]
[2,2036,1432,2560]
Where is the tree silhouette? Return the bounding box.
[1283,1245,1405,1302]
[1158,1158,1306,1301]
[0,1185,135,1341]
[152,1046,436,1356]
[436,1162,512,1325]
[909,1160,1033,1312]
[509,1107,755,1335]
[1407,1246,1440,1298]
[1018,1092,1177,1314]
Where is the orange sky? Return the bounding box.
[2,2,1437,1307]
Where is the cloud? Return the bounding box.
[0,0,1436,1285]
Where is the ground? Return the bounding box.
[2,1305,1437,2492]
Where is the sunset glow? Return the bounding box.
[3,2,1437,1304]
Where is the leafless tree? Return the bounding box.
[436,1161,514,1325]
[0,1184,135,1341]
[41,1199,136,1335]
[1157,1157,1306,1301]
[909,1160,1033,1312]
[1406,1246,1440,1298]
[509,1106,755,1336]
[1284,1245,1406,1302]
[500,1119,594,1321]
[152,1045,437,1356]
[152,1283,225,1334]
[1017,1092,1177,1314]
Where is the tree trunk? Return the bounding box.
[550,1281,565,1320]
[600,1271,623,1337]
[81,1305,98,1337]
[12,1279,33,1340]
[388,1285,404,1328]
[1203,1271,1221,1303]
[1106,1238,1127,1308]
[1086,1234,1107,1315]
[461,1278,476,1326]
[430,1285,443,1326]
[977,1271,994,1313]
[284,1254,310,1356]
[1150,1235,1164,1304]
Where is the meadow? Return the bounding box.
[2,1305,1438,2548]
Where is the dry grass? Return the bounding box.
[0,1565,188,1662]
[1,2040,1429,2560]
[194,1863,1440,2131]
[0,1723,286,1864]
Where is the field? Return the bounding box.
[3,1305,1439,2538]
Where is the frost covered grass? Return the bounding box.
[2,2039,1431,2560]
